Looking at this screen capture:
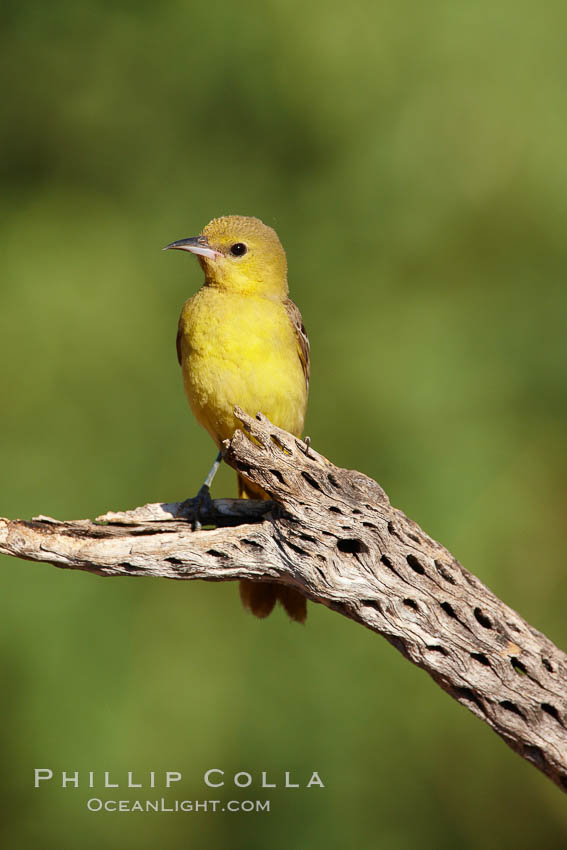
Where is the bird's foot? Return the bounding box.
[302,435,312,457]
[177,484,215,531]
[192,483,215,531]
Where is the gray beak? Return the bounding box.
[162,236,220,260]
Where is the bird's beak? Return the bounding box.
[162,236,221,260]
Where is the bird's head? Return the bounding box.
[164,215,288,297]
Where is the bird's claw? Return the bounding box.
[191,484,214,531]
[176,485,215,530]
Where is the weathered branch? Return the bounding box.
[1,409,566,793]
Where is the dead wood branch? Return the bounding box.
[1,409,566,793]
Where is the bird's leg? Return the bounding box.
[178,451,223,531]
[202,450,223,490]
[193,450,223,530]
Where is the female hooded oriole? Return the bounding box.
[165,215,309,623]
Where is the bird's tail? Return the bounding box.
[237,474,307,624]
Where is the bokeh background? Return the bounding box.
[2,0,567,846]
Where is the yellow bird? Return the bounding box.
[164,215,310,623]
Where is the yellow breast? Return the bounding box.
[178,287,307,446]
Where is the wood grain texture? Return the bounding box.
[1,408,566,793]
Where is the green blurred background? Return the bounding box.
[2,0,567,846]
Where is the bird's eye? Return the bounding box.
[230,242,248,257]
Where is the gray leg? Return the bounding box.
[192,451,223,531]
[203,451,223,488]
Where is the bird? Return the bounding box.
[164,215,310,623]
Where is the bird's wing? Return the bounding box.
[284,298,310,392]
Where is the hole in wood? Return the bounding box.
[207,549,229,559]
[270,433,292,454]
[542,657,554,673]
[329,506,343,514]
[271,469,285,484]
[302,471,321,491]
[523,745,545,769]
[471,652,491,667]
[299,533,317,544]
[362,521,377,529]
[454,687,485,715]
[427,645,448,655]
[285,540,307,556]
[327,473,341,489]
[242,538,262,549]
[441,601,457,619]
[362,599,381,613]
[500,700,525,719]
[474,607,492,629]
[403,598,419,611]
[380,555,394,569]
[435,560,456,585]
[511,657,528,676]
[406,554,425,575]
[541,703,562,724]
[337,538,368,555]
